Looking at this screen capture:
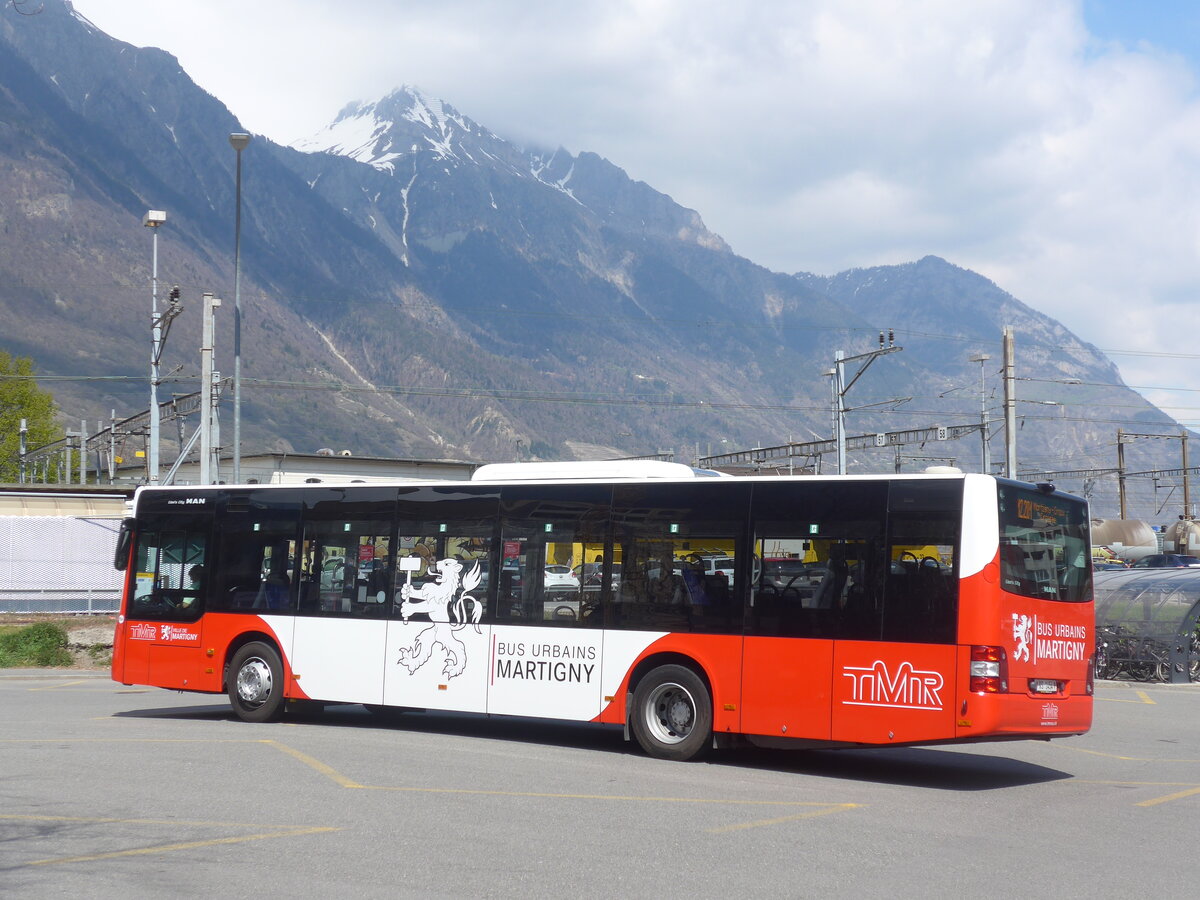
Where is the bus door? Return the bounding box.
[289,501,391,705]
[383,525,494,713]
[485,531,607,721]
[830,484,961,743]
[742,535,835,741]
[119,518,209,689]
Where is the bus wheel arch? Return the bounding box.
[225,637,286,723]
[627,654,714,762]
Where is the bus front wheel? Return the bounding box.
[630,665,712,761]
[228,642,285,723]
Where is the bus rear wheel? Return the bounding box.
[630,664,712,761]
[228,642,285,723]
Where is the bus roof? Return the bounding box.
[470,460,730,482]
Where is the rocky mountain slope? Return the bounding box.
[0,1,1182,497]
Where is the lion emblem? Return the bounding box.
[396,558,483,680]
[1012,613,1032,662]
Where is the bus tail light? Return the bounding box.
[970,645,1008,693]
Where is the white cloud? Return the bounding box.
[71,0,1200,418]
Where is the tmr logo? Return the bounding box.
[129,623,156,641]
[842,660,945,710]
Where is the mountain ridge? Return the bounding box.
[0,1,1184,517]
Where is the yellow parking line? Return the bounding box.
[2,812,325,829]
[30,826,339,866]
[7,737,861,834]
[1136,786,1200,807]
[1061,747,1200,763]
[708,803,860,833]
[1,814,340,867]
[263,739,860,821]
[264,739,364,789]
[357,782,859,806]
[27,680,90,691]
[1096,690,1155,704]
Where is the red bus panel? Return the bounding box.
[831,641,957,744]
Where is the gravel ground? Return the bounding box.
[1,617,116,669]
[64,619,116,669]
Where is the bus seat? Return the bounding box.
[812,563,847,609]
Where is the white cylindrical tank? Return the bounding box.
[1090,518,1159,562]
[1162,518,1200,555]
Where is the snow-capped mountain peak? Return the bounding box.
[293,85,500,173]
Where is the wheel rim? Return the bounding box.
[643,681,695,745]
[236,657,273,708]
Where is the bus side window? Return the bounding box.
[212,526,298,613]
[391,532,491,625]
[881,516,959,643]
[495,486,609,628]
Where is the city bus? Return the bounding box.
[111,461,1095,761]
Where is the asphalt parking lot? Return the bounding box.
[2,672,1197,899]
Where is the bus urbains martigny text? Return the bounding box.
[112,461,1093,761]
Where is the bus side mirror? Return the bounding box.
[113,518,135,571]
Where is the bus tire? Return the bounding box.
[228,642,285,723]
[630,664,712,761]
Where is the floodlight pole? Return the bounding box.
[1003,326,1017,479]
[200,292,222,484]
[230,132,251,484]
[969,352,992,474]
[143,209,167,483]
[831,331,903,474]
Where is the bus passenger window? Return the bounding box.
[496,486,610,628]
[881,514,958,644]
[494,532,603,628]
[299,520,391,617]
[391,531,491,625]
[211,506,300,613]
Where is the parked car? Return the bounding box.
[544,564,580,590]
[573,562,621,588]
[698,556,736,585]
[1092,558,1129,570]
[1129,554,1200,568]
[761,558,826,593]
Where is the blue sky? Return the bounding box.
[1084,0,1200,61]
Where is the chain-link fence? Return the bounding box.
[0,516,123,614]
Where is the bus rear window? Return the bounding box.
[996,485,1091,603]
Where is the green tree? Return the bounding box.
[0,351,62,483]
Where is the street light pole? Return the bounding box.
[969,352,991,474]
[831,331,903,475]
[142,209,166,483]
[229,133,251,484]
[1003,326,1017,479]
[200,292,221,485]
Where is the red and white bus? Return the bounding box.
[111,461,1094,760]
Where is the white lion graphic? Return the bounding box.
[396,558,483,680]
[1012,613,1032,662]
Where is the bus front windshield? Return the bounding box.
[997,484,1091,603]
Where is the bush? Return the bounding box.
[0,622,73,667]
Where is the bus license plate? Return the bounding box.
[1031,679,1058,694]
